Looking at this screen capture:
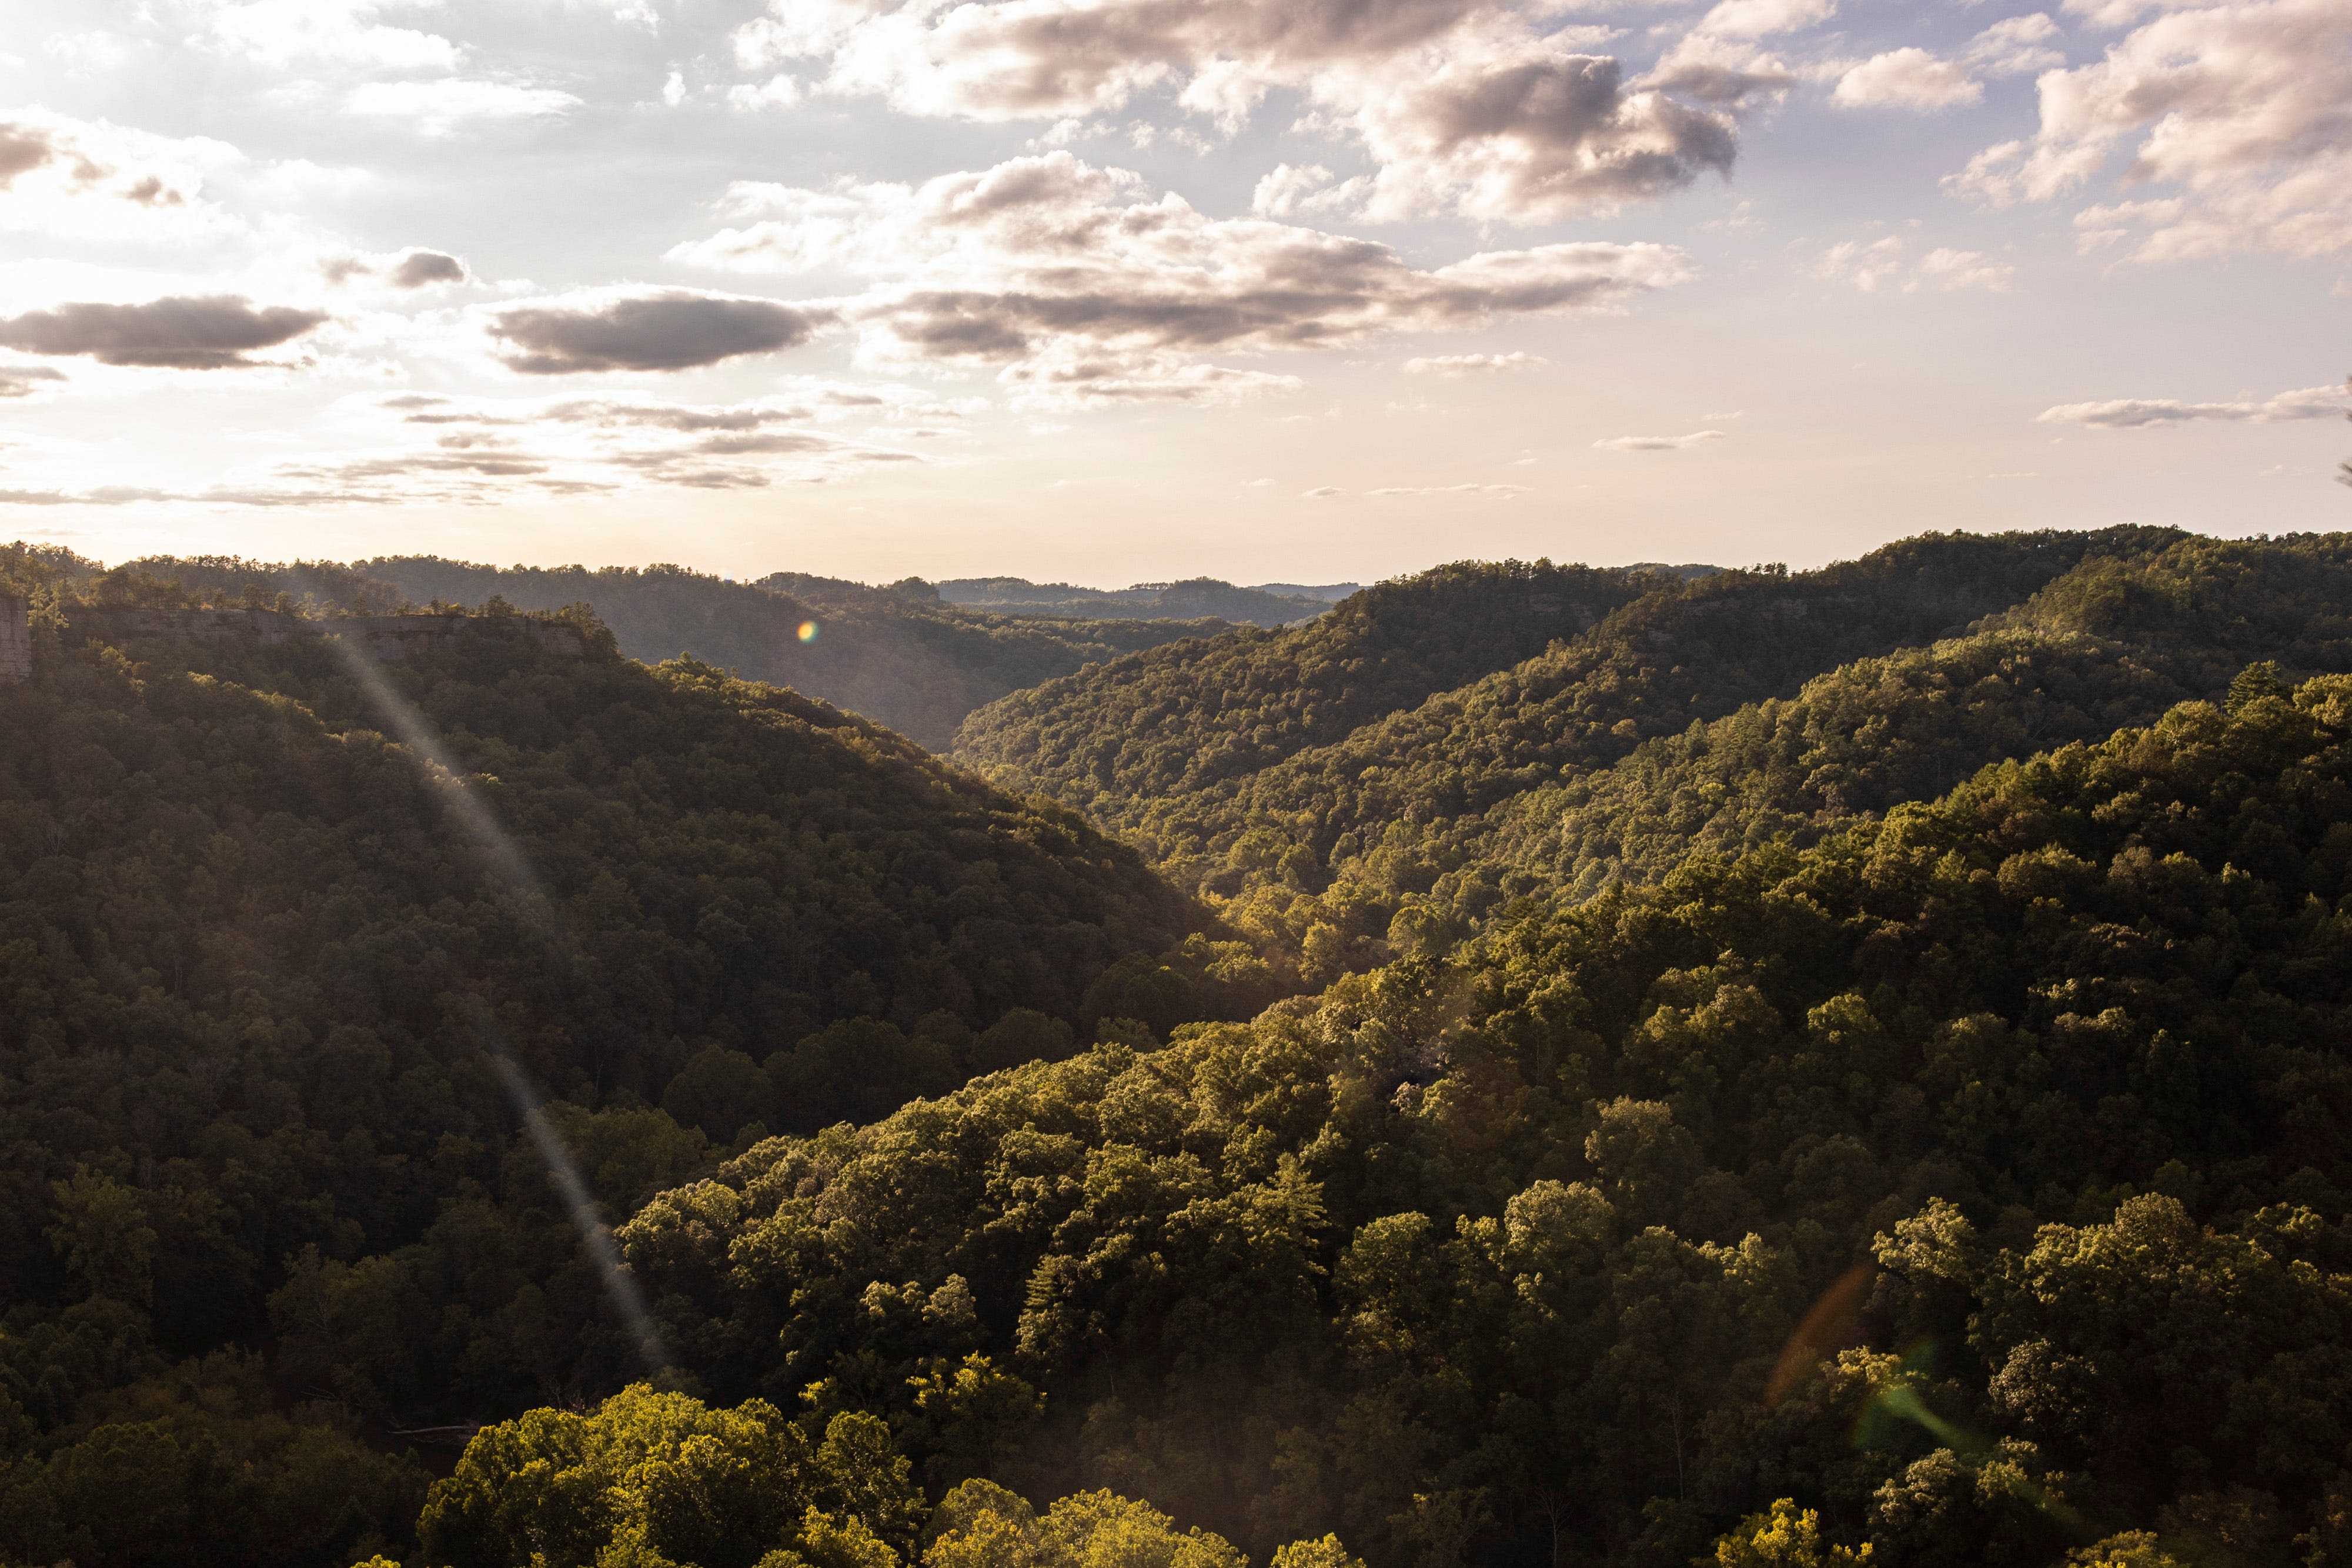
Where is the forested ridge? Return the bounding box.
[126,554,1236,750]
[950,561,1675,810]
[959,531,2352,993]
[5,531,2352,1568]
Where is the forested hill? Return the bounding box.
[1478,534,2352,903]
[949,560,1677,809]
[597,673,2352,1568]
[129,554,1235,749]
[950,529,2352,985]
[960,530,2176,864]
[0,583,1258,1565]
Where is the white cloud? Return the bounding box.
[727,73,802,111]
[2036,383,2349,426]
[1952,0,2352,259]
[1965,13,2066,75]
[1814,235,2014,291]
[345,79,584,135]
[193,0,460,71]
[668,151,1691,404]
[1401,350,1549,375]
[1594,428,1725,449]
[1833,48,1982,109]
[1250,163,1371,218]
[1832,17,2061,111]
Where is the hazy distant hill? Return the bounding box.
[127,555,1235,749]
[1248,581,1361,602]
[928,574,1333,627]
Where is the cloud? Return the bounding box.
[0,110,248,245]
[1251,163,1367,218]
[2036,383,2350,426]
[1916,246,2014,290]
[1952,0,2352,260]
[1965,14,2065,75]
[193,0,461,71]
[1402,350,1549,376]
[29,390,936,510]
[345,79,584,135]
[727,74,804,111]
[0,121,71,187]
[484,290,836,373]
[1814,235,2013,292]
[1365,482,1530,496]
[0,363,66,397]
[1594,429,1726,449]
[727,0,1751,222]
[1833,48,1982,109]
[1642,0,1832,112]
[1830,16,2060,113]
[670,152,1690,403]
[1304,485,1346,496]
[389,249,468,287]
[0,296,330,368]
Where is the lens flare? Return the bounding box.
[313,618,671,1376]
[490,1045,669,1375]
[797,619,819,643]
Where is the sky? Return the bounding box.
[0,0,2346,587]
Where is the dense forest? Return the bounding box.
[123,556,1236,750]
[3,530,2351,1568]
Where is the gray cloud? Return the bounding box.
[679,155,1686,402]
[389,249,468,288]
[1358,54,1738,218]
[743,0,1751,222]
[0,118,117,194]
[0,296,331,369]
[0,123,56,186]
[0,485,172,506]
[0,363,67,397]
[486,290,834,373]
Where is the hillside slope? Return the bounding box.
[604,673,2352,1567]
[0,581,1217,1469]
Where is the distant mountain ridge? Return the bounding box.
[926,575,1338,627]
